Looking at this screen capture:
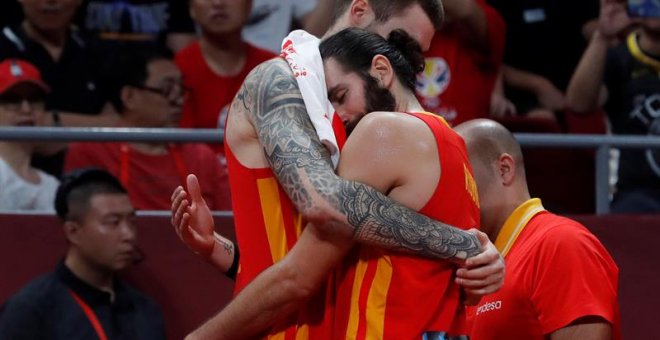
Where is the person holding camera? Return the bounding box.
[567,0,660,213]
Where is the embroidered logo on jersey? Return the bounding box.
[464,163,480,208]
[476,300,502,315]
[416,57,451,105]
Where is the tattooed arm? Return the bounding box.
[245,58,481,260]
[184,59,503,339]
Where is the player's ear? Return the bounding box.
[498,153,516,186]
[348,0,375,27]
[371,54,394,88]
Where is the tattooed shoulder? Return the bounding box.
[235,58,300,116]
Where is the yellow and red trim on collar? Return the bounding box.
[494,198,546,257]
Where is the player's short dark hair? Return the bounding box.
[320,27,424,92]
[333,0,444,30]
[55,168,127,221]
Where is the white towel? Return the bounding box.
[281,30,340,168]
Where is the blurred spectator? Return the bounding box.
[0,0,118,178]
[0,168,165,339]
[0,0,23,28]
[177,0,274,133]
[243,0,335,53]
[65,48,230,211]
[74,0,197,52]
[0,59,58,212]
[0,0,116,126]
[567,0,660,213]
[176,0,275,198]
[488,0,599,122]
[415,0,505,125]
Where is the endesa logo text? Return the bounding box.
[476,301,502,315]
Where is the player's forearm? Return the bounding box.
[322,178,481,261]
[186,259,311,340]
[264,137,481,261]
[566,30,610,114]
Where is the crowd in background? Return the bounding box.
[0,0,640,339]
[0,0,658,214]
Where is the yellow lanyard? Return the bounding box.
[494,198,545,257]
[627,32,660,72]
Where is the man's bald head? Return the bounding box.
[455,119,529,237]
[455,119,526,179]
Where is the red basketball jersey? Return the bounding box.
[225,109,346,339]
[333,112,480,340]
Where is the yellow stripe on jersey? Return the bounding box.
[295,324,309,340]
[257,177,289,263]
[346,253,371,340]
[266,332,286,340]
[364,255,393,340]
[295,213,304,238]
[464,163,480,208]
[416,111,451,127]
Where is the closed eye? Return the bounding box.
[328,87,347,105]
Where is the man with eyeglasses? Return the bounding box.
[0,59,59,212]
[64,48,229,211]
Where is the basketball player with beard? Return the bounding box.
[172,27,501,339]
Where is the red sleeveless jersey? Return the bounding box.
[224,113,346,340]
[332,112,480,340]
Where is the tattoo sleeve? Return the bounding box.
[239,59,481,260]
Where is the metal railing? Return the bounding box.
[1,127,659,215]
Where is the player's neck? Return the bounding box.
[323,15,354,39]
[394,91,424,113]
[200,32,247,77]
[65,253,115,294]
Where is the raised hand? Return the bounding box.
[599,0,636,40]
[171,174,215,259]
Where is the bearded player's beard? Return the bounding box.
[344,73,396,136]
